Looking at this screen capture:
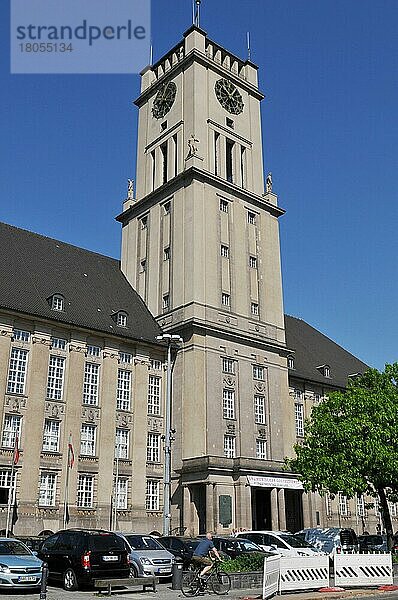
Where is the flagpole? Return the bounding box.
[63,459,70,530]
[113,444,119,531]
[5,460,15,538]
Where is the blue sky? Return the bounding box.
[1,0,397,371]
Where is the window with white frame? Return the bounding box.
[338,492,348,516]
[254,395,266,424]
[13,329,30,342]
[288,356,295,369]
[146,433,161,463]
[145,479,160,511]
[117,369,131,411]
[219,199,229,213]
[46,355,65,400]
[7,348,28,395]
[220,245,229,258]
[374,498,381,516]
[77,474,94,508]
[150,359,162,370]
[115,477,128,509]
[249,256,257,268]
[117,312,127,327]
[0,470,15,504]
[42,419,60,452]
[115,428,129,459]
[51,337,67,350]
[247,211,256,225]
[223,389,235,420]
[87,345,101,357]
[390,502,398,518]
[256,439,267,460]
[2,414,22,448]
[80,424,96,457]
[325,493,332,516]
[119,351,132,364]
[51,295,64,311]
[222,357,235,374]
[83,363,100,405]
[251,302,259,316]
[163,294,170,310]
[252,365,264,380]
[357,494,365,517]
[294,388,303,401]
[224,435,236,458]
[221,293,230,307]
[295,403,304,437]
[148,376,161,415]
[39,472,57,507]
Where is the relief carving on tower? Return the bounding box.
[5,396,27,412]
[117,413,132,427]
[82,407,100,422]
[32,336,51,346]
[147,417,163,432]
[254,382,266,393]
[45,402,65,418]
[226,423,236,434]
[223,376,235,388]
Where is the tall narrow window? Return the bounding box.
[240,146,246,188]
[39,472,57,507]
[148,376,161,415]
[256,439,267,460]
[325,493,332,516]
[221,293,230,307]
[146,479,160,511]
[115,477,128,509]
[147,433,161,463]
[83,363,100,406]
[46,355,65,400]
[254,395,266,424]
[0,471,14,504]
[220,244,229,258]
[115,428,129,459]
[338,492,348,517]
[80,424,96,456]
[151,150,156,191]
[224,435,236,458]
[219,199,228,213]
[163,294,170,311]
[173,134,178,176]
[226,139,234,183]
[2,415,22,448]
[357,494,365,518]
[42,419,60,452]
[161,141,168,184]
[295,403,304,437]
[77,474,94,508]
[223,389,235,419]
[117,369,131,411]
[214,132,220,176]
[7,348,28,395]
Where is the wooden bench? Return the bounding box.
[94,576,158,596]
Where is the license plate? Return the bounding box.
[102,555,119,562]
[159,568,170,573]
[18,576,37,582]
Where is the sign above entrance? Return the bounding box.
[247,475,304,489]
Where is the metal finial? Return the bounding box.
[149,41,153,66]
[194,0,201,27]
[247,32,251,61]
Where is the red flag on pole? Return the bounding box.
[13,434,19,466]
[67,433,74,469]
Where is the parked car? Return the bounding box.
[358,534,387,552]
[157,536,200,569]
[17,535,48,553]
[236,531,323,557]
[211,536,274,559]
[118,533,174,578]
[296,527,359,555]
[37,529,129,590]
[0,537,43,590]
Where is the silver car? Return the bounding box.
[0,537,42,589]
[117,533,174,578]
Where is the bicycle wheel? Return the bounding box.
[210,570,231,595]
[181,571,200,597]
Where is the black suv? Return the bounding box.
[38,529,129,590]
[211,536,268,559]
[158,537,201,569]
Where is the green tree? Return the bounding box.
[287,363,398,548]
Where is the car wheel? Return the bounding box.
[129,564,138,578]
[63,568,78,591]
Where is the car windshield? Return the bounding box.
[239,540,262,551]
[88,534,126,552]
[0,541,31,556]
[126,536,163,550]
[279,534,314,548]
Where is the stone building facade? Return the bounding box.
[0,25,389,537]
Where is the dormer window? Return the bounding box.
[317,364,331,378]
[288,355,295,370]
[50,294,64,311]
[117,311,128,327]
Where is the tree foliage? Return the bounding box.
[286,363,398,546]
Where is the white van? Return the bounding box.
[236,531,324,557]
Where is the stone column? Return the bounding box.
[302,491,313,528]
[271,487,279,530]
[278,488,286,530]
[206,482,216,532]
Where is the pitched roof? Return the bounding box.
[285,315,369,388]
[0,221,162,344]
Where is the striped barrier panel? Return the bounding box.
[279,555,330,592]
[334,553,393,587]
[262,554,280,599]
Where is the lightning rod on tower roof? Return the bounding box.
[247,31,251,61]
[193,0,201,28]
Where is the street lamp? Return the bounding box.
[156,333,183,536]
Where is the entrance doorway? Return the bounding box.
[251,488,271,530]
[285,489,303,532]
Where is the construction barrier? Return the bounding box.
[279,555,330,592]
[334,553,393,587]
[262,554,280,599]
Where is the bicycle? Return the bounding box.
[181,558,231,596]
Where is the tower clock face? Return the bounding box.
[152,81,177,119]
[215,78,244,115]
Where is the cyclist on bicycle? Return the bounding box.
[192,532,221,579]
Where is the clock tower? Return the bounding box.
[117,25,296,534]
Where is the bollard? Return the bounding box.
[40,562,49,600]
[171,559,184,590]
